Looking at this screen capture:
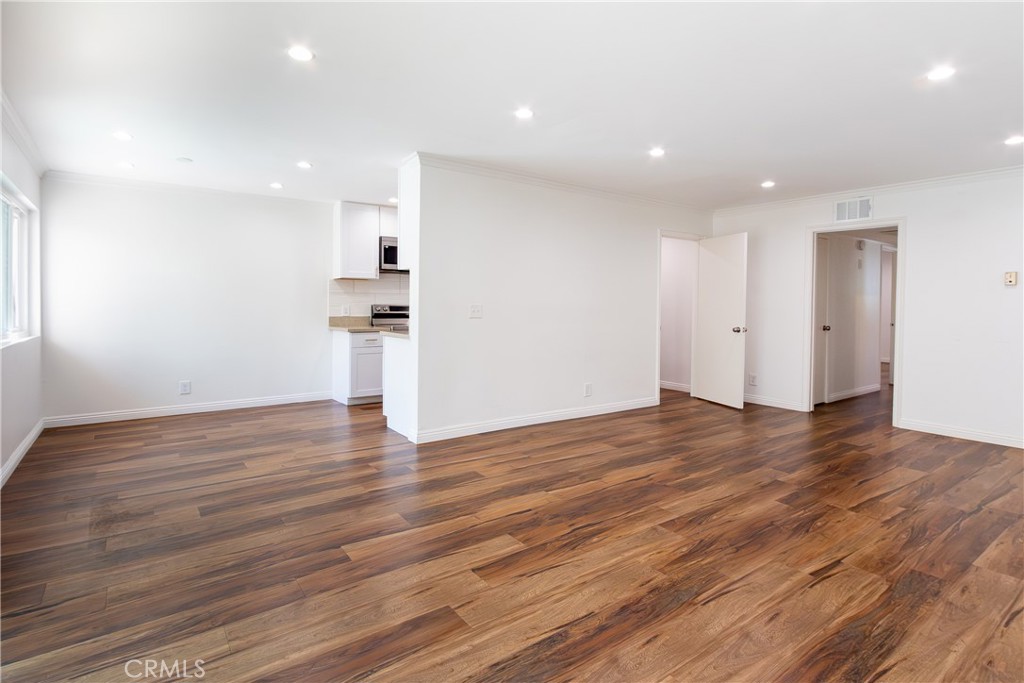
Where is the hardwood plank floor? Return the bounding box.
[2,378,1021,682]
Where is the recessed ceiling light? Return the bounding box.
[112,131,133,142]
[761,180,776,189]
[388,197,399,204]
[926,65,956,81]
[1005,135,1024,146]
[514,107,534,120]
[176,156,194,163]
[296,160,313,169]
[649,147,666,158]
[269,182,283,189]
[119,161,135,169]
[288,45,315,62]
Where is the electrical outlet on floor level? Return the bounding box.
[178,380,192,395]
[748,373,758,387]
[583,382,593,397]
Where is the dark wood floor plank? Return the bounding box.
[975,517,1024,580]
[868,564,1023,683]
[2,376,1021,682]
[663,561,890,682]
[369,561,669,682]
[564,561,810,682]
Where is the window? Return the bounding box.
[1,193,29,341]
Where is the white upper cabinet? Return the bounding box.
[379,206,398,238]
[333,201,381,279]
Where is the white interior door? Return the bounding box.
[822,236,882,402]
[889,250,897,385]
[691,233,748,409]
[812,236,829,405]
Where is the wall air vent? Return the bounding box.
[835,197,872,222]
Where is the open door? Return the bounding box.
[691,233,748,409]
[814,235,883,404]
[889,250,896,386]
[812,236,829,404]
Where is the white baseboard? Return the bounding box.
[660,381,691,392]
[743,393,809,412]
[896,418,1023,449]
[1,418,44,488]
[43,392,332,428]
[333,394,383,406]
[826,384,881,403]
[414,396,660,444]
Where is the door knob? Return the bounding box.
[822,325,831,331]
[732,327,741,333]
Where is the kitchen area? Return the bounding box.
[328,201,410,407]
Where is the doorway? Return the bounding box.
[810,224,900,412]
[659,235,698,393]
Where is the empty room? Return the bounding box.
[1,2,1022,682]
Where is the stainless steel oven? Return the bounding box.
[371,304,409,332]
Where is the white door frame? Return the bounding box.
[803,217,907,426]
[656,229,706,401]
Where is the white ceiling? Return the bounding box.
[3,2,1022,210]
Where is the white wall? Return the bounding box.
[714,168,1023,447]
[879,248,894,363]
[382,156,420,438]
[389,155,712,443]
[823,235,881,401]
[1,116,43,483]
[660,237,697,391]
[41,174,334,423]
[2,121,40,207]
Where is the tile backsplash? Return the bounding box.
[329,273,410,316]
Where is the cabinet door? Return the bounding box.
[351,347,383,397]
[335,202,380,279]
[379,206,398,238]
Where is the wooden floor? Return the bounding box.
[2,377,1022,682]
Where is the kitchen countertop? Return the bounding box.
[328,316,377,333]
[380,330,410,339]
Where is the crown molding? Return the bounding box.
[1,93,47,176]
[413,152,703,212]
[43,170,336,205]
[714,166,1024,217]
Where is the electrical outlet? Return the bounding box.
[469,304,484,319]
[583,382,593,397]
[1005,271,1018,286]
[178,380,191,395]
[748,373,758,386]
[342,305,351,316]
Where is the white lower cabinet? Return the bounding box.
[332,331,383,404]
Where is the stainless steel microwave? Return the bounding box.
[380,236,400,272]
